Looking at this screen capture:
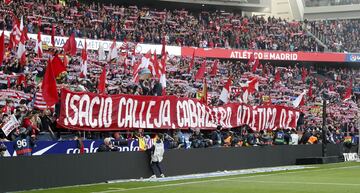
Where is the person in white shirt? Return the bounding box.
[149,134,165,178]
[290,129,299,145]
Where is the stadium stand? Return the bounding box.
[0,0,359,154]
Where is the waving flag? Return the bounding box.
[98,43,106,61]
[210,60,218,76]
[219,77,232,104]
[107,38,118,61]
[293,90,307,108]
[194,59,206,81]
[98,67,106,94]
[35,31,43,58]
[16,30,27,65]
[63,33,76,56]
[42,59,58,107]
[80,40,88,78]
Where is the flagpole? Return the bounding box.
[322,93,327,157]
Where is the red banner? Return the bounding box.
[181,47,346,62]
[58,89,301,131]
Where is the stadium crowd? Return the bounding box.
[0,0,333,52]
[2,1,360,52]
[0,1,359,155]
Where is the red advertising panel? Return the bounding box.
[181,47,346,62]
[58,89,301,131]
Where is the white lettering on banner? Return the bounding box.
[103,98,112,128]
[163,100,171,127]
[66,141,98,154]
[89,97,100,128]
[257,108,264,130]
[229,50,298,61]
[117,97,126,127]
[2,31,181,55]
[176,101,184,128]
[65,94,113,128]
[78,94,90,126]
[279,109,287,128]
[60,90,302,130]
[343,153,359,162]
[146,101,155,128]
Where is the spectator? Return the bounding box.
[97,138,119,152]
[290,129,299,145]
[273,128,285,145]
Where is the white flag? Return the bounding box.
[98,43,106,61]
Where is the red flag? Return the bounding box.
[251,58,259,72]
[210,60,218,76]
[187,49,195,73]
[42,59,58,107]
[63,33,76,56]
[51,54,66,78]
[301,67,307,82]
[274,69,281,83]
[0,31,4,65]
[98,67,106,94]
[51,24,55,47]
[194,59,206,81]
[308,81,313,98]
[343,80,352,101]
[247,53,255,66]
[200,78,208,105]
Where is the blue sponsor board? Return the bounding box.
[346,54,360,62]
[1,140,144,157]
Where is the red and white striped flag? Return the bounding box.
[34,92,53,110]
[16,29,27,65]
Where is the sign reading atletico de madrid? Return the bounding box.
[58,89,301,131]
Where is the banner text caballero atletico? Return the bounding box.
[58,89,301,131]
